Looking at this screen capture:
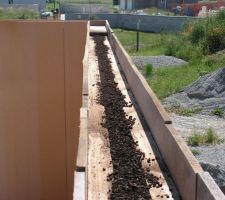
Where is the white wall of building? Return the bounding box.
[120,0,126,9]
[127,0,133,9]
[120,0,134,10]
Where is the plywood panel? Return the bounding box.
[0,21,87,200]
[64,21,87,200]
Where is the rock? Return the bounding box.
[164,67,225,114]
[165,67,225,195]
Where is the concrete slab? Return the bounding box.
[74,172,85,200]
[76,108,88,171]
[90,26,107,36]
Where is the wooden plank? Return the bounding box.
[87,36,177,199]
[110,31,203,200]
[88,37,112,200]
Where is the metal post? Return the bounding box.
[136,19,140,52]
[89,0,91,20]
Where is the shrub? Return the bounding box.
[205,128,216,144]
[164,35,203,61]
[216,10,225,21]
[203,27,225,54]
[187,133,203,146]
[145,64,153,77]
[203,57,215,67]
[184,10,225,55]
[164,40,176,56]
[191,149,200,156]
[212,107,224,117]
[189,23,205,44]
[187,128,224,146]
[167,106,202,116]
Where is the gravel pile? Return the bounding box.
[132,55,187,68]
[164,68,225,193]
[164,67,225,114]
[193,145,225,193]
[170,113,225,193]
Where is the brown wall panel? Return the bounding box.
[64,22,87,200]
[0,21,87,200]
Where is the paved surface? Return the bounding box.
[132,56,187,68]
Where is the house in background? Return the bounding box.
[119,0,198,10]
[158,0,198,9]
[119,0,151,10]
[0,0,46,11]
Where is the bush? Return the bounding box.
[165,36,203,61]
[164,40,176,56]
[202,26,225,54]
[216,10,225,21]
[187,128,224,146]
[171,107,202,117]
[187,133,203,146]
[203,57,215,67]
[185,10,225,55]
[205,128,217,144]
[212,107,224,117]
[189,23,205,44]
[145,64,153,77]
[191,149,200,156]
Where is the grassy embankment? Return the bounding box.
[0,8,39,19]
[114,11,225,100]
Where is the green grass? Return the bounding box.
[114,27,225,100]
[191,149,200,156]
[113,29,167,56]
[149,55,225,99]
[166,107,202,117]
[144,7,173,16]
[114,11,225,100]
[212,107,224,117]
[0,8,39,19]
[46,2,59,11]
[187,128,224,146]
[145,64,153,77]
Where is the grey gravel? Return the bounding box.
[164,67,225,114]
[200,162,225,193]
[161,65,225,193]
[170,113,225,141]
[169,112,225,193]
[132,55,187,68]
